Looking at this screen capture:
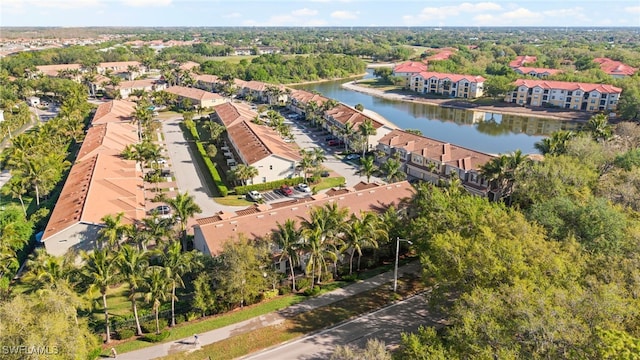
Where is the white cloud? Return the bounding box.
[625,6,640,14]
[15,0,104,9]
[403,2,502,25]
[224,12,241,18]
[502,8,542,22]
[331,10,359,20]
[292,8,318,16]
[121,0,171,7]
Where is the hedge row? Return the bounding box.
[235,177,304,195]
[195,141,228,196]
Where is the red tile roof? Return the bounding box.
[289,89,329,107]
[593,57,637,76]
[509,55,537,68]
[325,104,384,129]
[414,71,485,83]
[165,86,223,102]
[513,67,563,76]
[195,181,415,255]
[92,100,136,125]
[513,79,622,94]
[379,129,495,170]
[36,63,82,76]
[108,79,160,90]
[393,61,428,74]
[194,74,220,83]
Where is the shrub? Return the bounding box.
[341,274,359,283]
[143,330,170,343]
[303,286,321,297]
[279,286,292,295]
[87,348,102,360]
[116,328,135,340]
[186,311,200,322]
[262,289,279,301]
[234,177,304,195]
[296,278,311,291]
[195,141,228,196]
[141,319,168,334]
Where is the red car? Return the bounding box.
[279,185,294,196]
[328,139,344,147]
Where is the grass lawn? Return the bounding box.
[312,177,346,192]
[357,78,399,91]
[214,195,253,206]
[159,275,426,360]
[104,294,307,355]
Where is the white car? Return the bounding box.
[296,183,311,193]
[157,158,168,165]
[247,190,262,201]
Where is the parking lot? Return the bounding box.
[256,186,312,203]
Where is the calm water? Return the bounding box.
[297,70,583,155]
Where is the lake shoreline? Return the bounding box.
[341,81,592,122]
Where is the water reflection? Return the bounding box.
[297,71,584,154]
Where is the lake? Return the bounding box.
[297,70,583,155]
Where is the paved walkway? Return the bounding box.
[117,261,421,360]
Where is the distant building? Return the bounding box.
[509,55,537,68]
[409,72,485,98]
[593,57,637,78]
[27,96,40,107]
[392,61,428,87]
[506,79,622,112]
[164,86,227,109]
[513,66,563,78]
[106,79,167,99]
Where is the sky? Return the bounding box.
[1,0,639,28]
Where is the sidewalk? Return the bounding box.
[117,261,421,360]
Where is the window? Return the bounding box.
[567,91,573,96]
[262,177,267,183]
[269,165,273,170]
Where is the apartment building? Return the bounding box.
[105,79,167,99]
[164,86,227,109]
[392,61,428,88]
[593,57,638,78]
[409,71,485,98]
[377,129,495,197]
[506,79,622,112]
[513,66,563,78]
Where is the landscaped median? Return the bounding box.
[159,274,426,360]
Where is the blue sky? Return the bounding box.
[1,0,639,27]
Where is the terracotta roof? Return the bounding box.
[165,86,223,102]
[36,63,82,76]
[77,122,139,162]
[215,102,300,164]
[414,71,485,83]
[513,67,563,76]
[325,104,384,129]
[393,61,428,74]
[379,129,495,170]
[593,57,637,76]
[194,74,220,83]
[289,89,329,107]
[92,100,136,125]
[195,181,415,255]
[179,61,200,71]
[99,61,141,69]
[426,48,456,61]
[509,55,537,68]
[513,79,622,94]
[92,74,111,85]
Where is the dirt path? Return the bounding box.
[342,81,592,122]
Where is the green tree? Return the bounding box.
[98,212,129,250]
[358,119,377,157]
[116,245,149,336]
[380,158,406,183]
[163,191,202,246]
[272,219,301,292]
[358,156,378,183]
[80,248,119,343]
[483,75,515,99]
[157,241,196,327]
[343,211,386,274]
[192,273,216,317]
[144,266,170,334]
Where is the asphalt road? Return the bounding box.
[242,293,430,360]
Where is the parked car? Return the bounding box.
[279,185,294,196]
[321,171,330,177]
[156,158,168,165]
[247,190,262,202]
[325,135,337,141]
[148,205,171,216]
[328,139,344,147]
[296,183,311,193]
[345,153,360,161]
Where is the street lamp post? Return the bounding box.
[394,237,413,293]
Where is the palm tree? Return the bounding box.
[534,130,575,156]
[232,164,259,186]
[586,113,613,142]
[2,176,28,216]
[301,228,336,286]
[140,214,174,250]
[203,119,225,144]
[144,266,170,334]
[381,158,406,183]
[301,203,348,283]
[272,219,301,292]
[98,212,129,250]
[480,150,529,201]
[298,150,316,182]
[341,122,356,152]
[358,119,377,157]
[359,156,378,183]
[344,212,387,274]
[127,65,140,81]
[22,249,75,291]
[158,241,196,327]
[81,248,118,343]
[164,192,202,246]
[117,245,149,336]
